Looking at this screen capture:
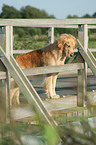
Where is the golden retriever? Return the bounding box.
[15,34,77,99]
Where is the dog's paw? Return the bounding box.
[53,94,60,99]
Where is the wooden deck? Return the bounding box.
[11,91,96,124]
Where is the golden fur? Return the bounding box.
[10,88,20,106]
[15,34,77,99]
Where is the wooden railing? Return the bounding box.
[0,19,96,124]
[0,19,96,54]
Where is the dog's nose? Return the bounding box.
[70,53,74,57]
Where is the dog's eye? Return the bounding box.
[67,45,70,47]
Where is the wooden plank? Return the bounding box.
[77,39,96,76]
[23,63,84,76]
[89,49,96,52]
[0,68,92,80]
[51,27,54,43]
[0,28,6,71]
[0,60,6,71]
[0,34,5,49]
[88,25,96,29]
[77,69,86,107]
[5,26,14,123]
[5,26,13,57]
[54,25,78,28]
[0,70,95,89]
[87,48,96,66]
[13,50,32,54]
[13,49,96,55]
[11,91,96,122]
[13,49,78,54]
[84,24,88,104]
[84,24,88,52]
[77,25,86,107]
[11,96,77,121]
[0,86,7,123]
[0,72,6,79]
[0,19,96,27]
[5,70,11,123]
[0,46,57,126]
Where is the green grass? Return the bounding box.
[13,35,48,50]
[89,33,96,58]
[13,34,96,59]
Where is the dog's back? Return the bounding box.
[15,49,44,69]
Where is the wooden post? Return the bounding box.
[5,26,13,123]
[0,27,5,50]
[51,27,54,43]
[84,24,88,103]
[0,27,6,123]
[0,26,13,123]
[5,26,13,57]
[48,27,54,44]
[77,24,87,107]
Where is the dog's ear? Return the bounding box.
[57,37,65,51]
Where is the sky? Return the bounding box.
[0,0,96,18]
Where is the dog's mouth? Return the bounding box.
[70,53,74,57]
[67,52,74,58]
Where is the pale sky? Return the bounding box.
[0,0,96,18]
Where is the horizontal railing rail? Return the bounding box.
[0,19,96,27]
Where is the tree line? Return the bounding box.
[0,4,96,37]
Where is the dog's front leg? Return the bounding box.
[44,75,53,98]
[52,74,60,98]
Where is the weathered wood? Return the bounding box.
[84,24,88,104]
[5,26,13,57]
[51,27,54,43]
[0,19,96,27]
[77,40,96,76]
[77,25,87,107]
[0,27,5,50]
[0,60,6,71]
[0,67,93,80]
[5,26,13,123]
[10,92,96,122]
[77,69,86,106]
[88,25,96,29]
[11,96,77,121]
[87,48,96,66]
[13,48,78,54]
[0,27,11,123]
[0,72,6,80]
[23,63,84,76]
[84,24,88,51]
[89,49,96,52]
[5,70,11,123]
[0,46,57,126]
[0,86,7,123]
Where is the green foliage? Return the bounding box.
[13,35,48,51]
[0,4,55,37]
[93,12,96,18]
[43,125,60,145]
[67,15,78,18]
[0,4,21,18]
[14,27,43,37]
[20,6,53,18]
[0,4,55,19]
[0,123,23,145]
[82,14,92,18]
[1,4,96,37]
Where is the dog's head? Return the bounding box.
[58,34,77,57]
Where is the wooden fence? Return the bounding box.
[0,19,96,125]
